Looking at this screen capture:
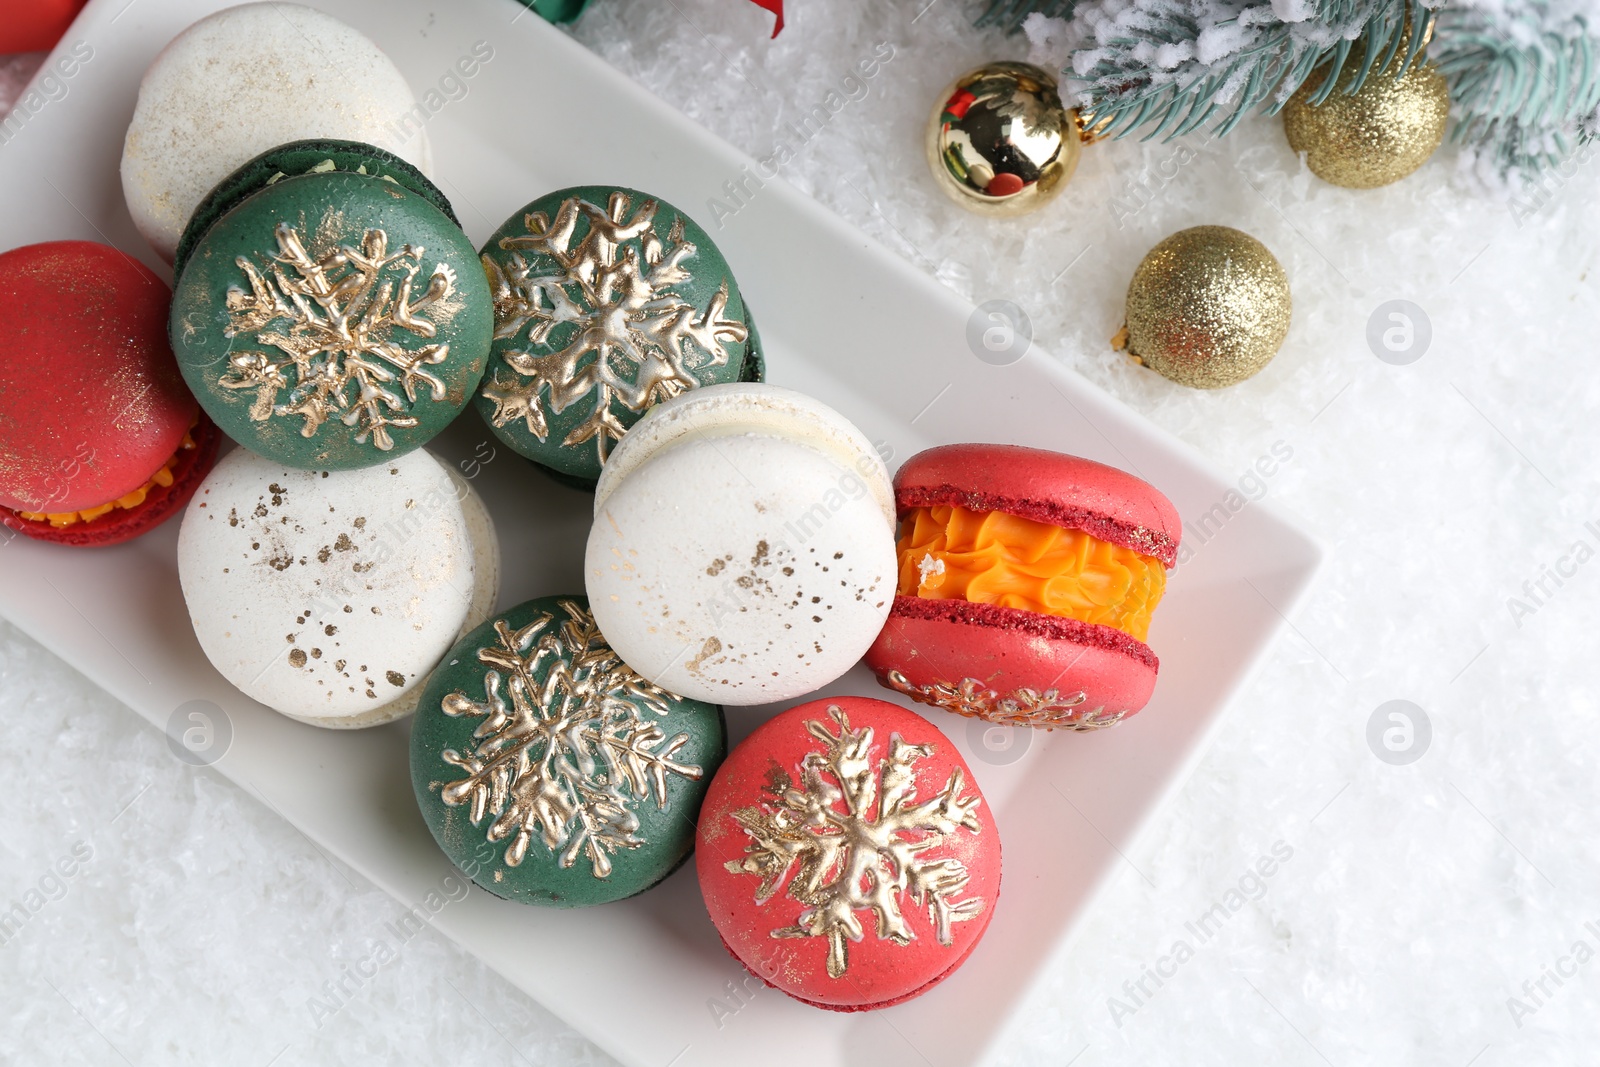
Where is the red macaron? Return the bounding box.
[864,443,1181,730]
[0,241,219,547]
[696,696,1000,1011]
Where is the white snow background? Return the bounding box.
[3,0,1598,1064]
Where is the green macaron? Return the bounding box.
[741,304,766,385]
[171,145,491,470]
[172,138,459,280]
[410,595,726,907]
[474,185,763,487]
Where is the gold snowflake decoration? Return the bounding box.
[437,599,703,878]
[724,705,985,979]
[882,670,1128,731]
[219,222,459,451]
[480,190,748,462]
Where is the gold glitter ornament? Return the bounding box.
[1119,226,1291,389]
[1282,53,1450,189]
[927,61,1097,217]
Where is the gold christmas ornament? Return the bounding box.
[926,61,1094,217]
[1118,226,1292,389]
[1282,53,1450,189]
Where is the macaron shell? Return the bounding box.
[893,443,1181,566]
[410,595,726,907]
[177,447,486,726]
[0,413,222,548]
[587,431,895,706]
[121,1,433,263]
[711,927,980,1013]
[739,304,766,385]
[474,186,752,483]
[696,696,1000,1009]
[866,596,1158,729]
[172,137,460,281]
[593,383,894,526]
[338,467,503,729]
[875,443,1174,726]
[171,170,492,470]
[0,241,196,514]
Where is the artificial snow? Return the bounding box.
[4,1,1599,1064]
[1272,0,1318,23]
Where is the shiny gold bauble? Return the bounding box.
[1120,226,1292,389]
[1282,55,1450,189]
[926,61,1081,217]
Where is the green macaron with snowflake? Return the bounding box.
[474,185,764,488]
[410,594,727,907]
[170,139,492,470]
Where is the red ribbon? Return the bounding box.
[747,0,784,37]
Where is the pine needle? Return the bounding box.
[980,0,1600,178]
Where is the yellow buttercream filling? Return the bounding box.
[19,431,195,528]
[895,504,1167,642]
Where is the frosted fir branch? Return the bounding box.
[1434,1,1600,177]
[1006,0,1432,130]
[977,0,1077,33]
[1001,0,1600,180]
[1060,0,1439,140]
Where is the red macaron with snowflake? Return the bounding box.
[865,443,1181,730]
[696,695,1000,1011]
[0,241,219,546]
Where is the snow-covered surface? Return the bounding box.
[3,1,1598,1064]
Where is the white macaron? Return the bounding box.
[587,383,896,706]
[178,447,498,728]
[121,2,434,263]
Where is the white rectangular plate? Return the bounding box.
[0,2,1322,1064]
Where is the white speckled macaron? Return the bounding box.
[178,447,498,728]
[586,383,896,706]
[121,2,434,263]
